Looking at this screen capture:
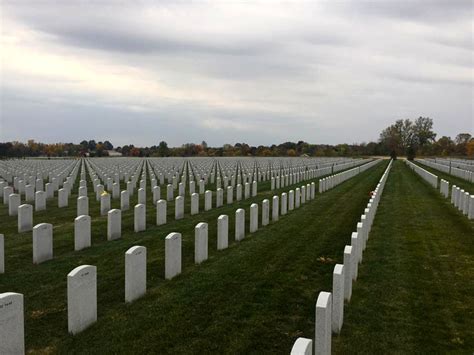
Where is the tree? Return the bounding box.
[413,117,436,148]
[379,119,413,155]
[88,140,97,151]
[158,141,169,157]
[454,133,472,155]
[434,136,454,156]
[103,140,114,150]
[467,139,474,156]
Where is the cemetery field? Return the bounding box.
[1,160,387,353]
[333,160,474,353]
[1,157,473,354]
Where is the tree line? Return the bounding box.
[0,117,472,158]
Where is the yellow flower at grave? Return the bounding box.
[101,191,109,197]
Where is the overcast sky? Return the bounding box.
[1,0,472,147]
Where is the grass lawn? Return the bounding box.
[0,160,387,353]
[333,160,474,353]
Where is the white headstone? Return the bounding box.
[107,209,121,240]
[175,196,184,220]
[191,193,199,215]
[291,337,312,355]
[0,234,3,274]
[165,232,181,280]
[9,193,20,216]
[216,188,223,207]
[18,204,33,233]
[77,196,89,216]
[166,184,173,201]
[125,246,147,303]
[35,191,46,211]
[252,181,257,197]
[74,215,91,251]
[332,264,344,334]
[250,203,259,233]
[153,186,161,205]
[272,195,279,222]
[25,184,34,202]
[156,199,167,225]
[195,222,208,264]
[205,190,212,211]
[343,246,352,301]
[100,193,111,215]
[469,195,474,220]
[217,215,229,250]
[281,192,288,215]
[288,190,295,211]
[236,184,242,201]
[134,204,146,232]
[262,199,270,226]
[0,292,24,354]
[120,190,130,211]
[33,223,53,264]
[350,232,359,280]
[235,208,245,241]
[227,186,233,204]
[3,186,13,205]
[58,188,68,208]
[78,186,87,198]
[315,291,332,355]
[67,265,97,335]
[138,188,146,205]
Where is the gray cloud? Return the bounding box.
[1,0,472,146]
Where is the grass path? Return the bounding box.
[333,160,474,353]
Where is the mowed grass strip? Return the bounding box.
[333,160,474,354]
[1,161,387,353]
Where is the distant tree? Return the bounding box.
[88,140,97,151]
[413,117,436,148]
[434,136,454,156]
[103,140,114,150]
[406,145,416,160]
[158,141,169,157]
[455,133,472,145]
[467,139,474,156]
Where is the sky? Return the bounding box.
[1,0,473,147]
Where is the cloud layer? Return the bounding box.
[1,0,472,146]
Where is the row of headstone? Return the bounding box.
[451,185,474,219]
[440,179,449,198]
[319,159,382,193]
[167,180,319,278]
[409,161,473,220]
[291,159,393,355]
[405,160,438,188]
[417,158,474,183]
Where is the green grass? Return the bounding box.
[0,160,387,353]
[333,160,474,353]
